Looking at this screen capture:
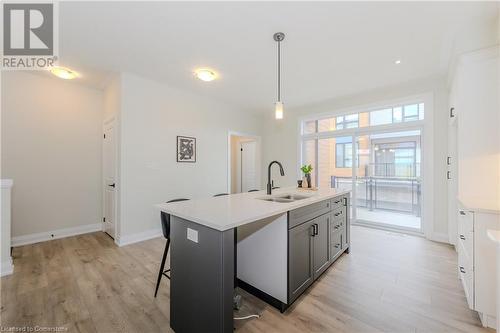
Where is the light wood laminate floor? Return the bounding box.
[1,226,493,333]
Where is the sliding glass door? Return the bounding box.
[354,130,422,231]
[300,99,425,233]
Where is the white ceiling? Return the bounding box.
[57,1,497,112]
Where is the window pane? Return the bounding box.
[318,118,336,132]
[346,121,358,129]
[345,114,358,122]
[335,143,344,168]
[345,143,353,167]
[393,107,402,122]
[370,108,393,126]
[418,103,425,120]
[302,140,316,187]
[358,111,370,128]
[319,137,353,189]
[303,120,316,134]
[404,104,418,121]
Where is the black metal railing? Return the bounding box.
[331,175,421,216]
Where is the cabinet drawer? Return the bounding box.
[330,215,343,234]
[330,230,342,261]
[331,196,345,210]
[458,242,474,310]
[457,229,473,262]
[458,209,474,233]
[332,206,346,223]
[289,200,331,229]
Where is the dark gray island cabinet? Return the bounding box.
[158,188,350,333]
[269,194,350,307]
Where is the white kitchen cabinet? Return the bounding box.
[457,204,499,329]
[449,45,499,330]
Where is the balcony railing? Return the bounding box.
[331,175,421,216]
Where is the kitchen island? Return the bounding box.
[157,187,350,333]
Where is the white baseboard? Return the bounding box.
[12,223,102,247]
[478,312,497,329]
[115,228,162,247]
[0,258,14,277]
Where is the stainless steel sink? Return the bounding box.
[256,193,310,203]
[259,197,294,203]
[277,194,309,201]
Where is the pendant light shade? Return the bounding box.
[273,32,285,119]
[275,101,284,119]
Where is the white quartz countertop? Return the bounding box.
[458,196,500,214]
[157,187,350,231]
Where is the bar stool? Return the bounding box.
[154,198,189,297]
[213,193,228,197]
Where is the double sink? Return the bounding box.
[257,193,310,203]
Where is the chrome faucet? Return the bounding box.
[267,161,285,195]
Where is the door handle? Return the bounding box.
[108,183,116,188]
[459,210,466,215]
[314,223,319,236]
[311,225,316,237]
[459,266,466,274]
[459,235,465,240]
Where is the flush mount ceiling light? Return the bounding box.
[194,68,217,82]
[50,66,79,79]
[273,32,285,120]
[395,59,402,65]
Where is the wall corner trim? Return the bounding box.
[115,228,162,247]
[11,223,103,247]
[428,232,450,244]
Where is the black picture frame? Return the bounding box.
[177,136,196,163]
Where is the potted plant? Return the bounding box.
[300,164,313,188]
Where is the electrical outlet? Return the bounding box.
[187,228,198,243]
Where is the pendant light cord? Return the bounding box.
[277,40,281,102]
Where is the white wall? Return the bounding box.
[117,73,263,239]
[1,72,103,238]
[261,75,449,241]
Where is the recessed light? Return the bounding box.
[194,68,217,82]
[50,66,79,79]
[395,60,402,65]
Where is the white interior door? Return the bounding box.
[103,124,116,239]
[240,141,257,192]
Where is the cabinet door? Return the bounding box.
[313,213,330,280]
[288,220,315,303]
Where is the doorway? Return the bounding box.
[228,133,261,194]
[353,130,422,232]
[103,119,117,239]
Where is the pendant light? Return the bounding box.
[273,32,285,119]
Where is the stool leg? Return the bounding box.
[154,239,170,297]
